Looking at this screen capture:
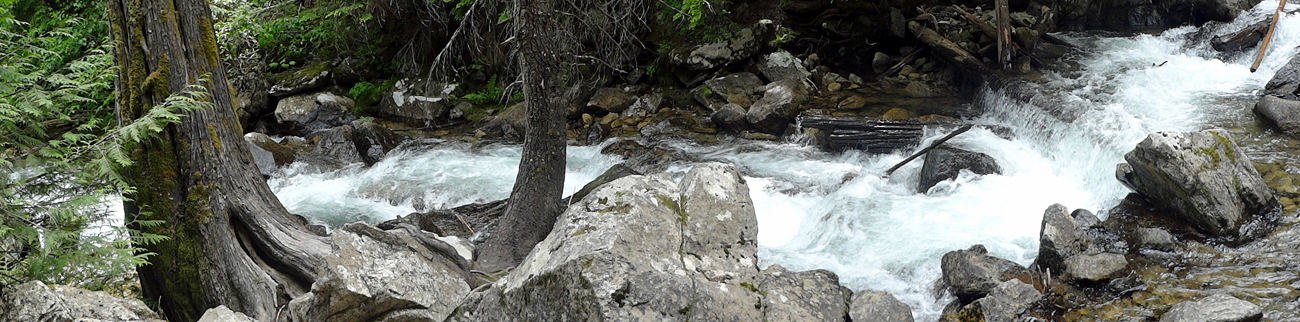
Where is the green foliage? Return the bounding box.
[347,80,391,116]
[213,0,379,69]
[455,74,512,105]
[0,2,207,295]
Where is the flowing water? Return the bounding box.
[270,2,1300,319]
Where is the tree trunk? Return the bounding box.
[475,0,569,272]
[106,1,330,321]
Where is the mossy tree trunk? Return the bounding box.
[475,0,570,272]
[106,1,330,321]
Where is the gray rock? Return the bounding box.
[275,92,358,135]
[1046,0,1257,31]
[1072,209,1101,228]
[378,79,456,126]
[757,50,812,83]
[288,223,471,322]
[696,73,765,110]
[711,103,751,132]
[198,305,257,322]
[1160,293,1262,322]
[668,22,773,71]
[1034,204,1092,274]
[1,280,165,322]
[624,93,663,118]
[1266,53,1300,96]
[305,125,364,168]
[450,163,786,321]
[1254,95,1300,139]
[972,280,1042,322]
[246,135,277,177]
[476,102,525,141]
[850,290,914,322]
[231,73,270,126]
[349,119,403,166]
[1116,130,1275,237]
[746,79,812,135]
[1063,252,1128,282]
[269,62,332,97]
[244,132,295,166]
[1138,227,1176,251]
[758,265,850,322]
[918,147,1003,193]
[449,101,472,119]
[940,244,1030,302]
[588,87,637,114]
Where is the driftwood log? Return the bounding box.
[799,114,934,153]
[908,21,992,74]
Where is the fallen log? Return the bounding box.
[799,114,931,153]
[884,124,975,176]
[1213,18,1269,53]
[1252,0,1288,72]
[908,21,992,74]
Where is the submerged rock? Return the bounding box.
[288,223,471,322]
[850,290,914,322]
[1,280,165,322]
[1160,294,1262,322]
[1116,130,1275,238]
[918,146,1002,193]
[1253,95,1300,139]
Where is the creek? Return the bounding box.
[269,2,1300,319]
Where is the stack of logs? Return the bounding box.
[903,3,1069,74]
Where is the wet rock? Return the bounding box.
[757,49,812,83]
[1159,293,1262,322]
[667,22,772,71]
[245,132,295,166]
[1072,209,1101,228]
[1063,252,1128,282]
[1035,204,1092,274]
[941,244,1031,302]
[1253,95,1300,138]
[624,93,663,118]
[269,61,332,97]
[305,125,364,167]
[288,223,470,322]
[971,280,1042,322]
[746,79,812,135]
[379,79,456,126]
[850,290,914,322]
[1,280,165,322]
[448,163,812,321]
[349,119,403,166]
[1047,0,1257,32]
[918,147,1003,193]
[275,92,358,135]
[711,103,751,132]
[198,305,257,322]
[1137,227,1176,251]
[695,72,765,110]
[246,135,278,177]
[1265,51,1300,96]
[757,265,850,322]
[587,87,637,114]
[1116,130,1275,238]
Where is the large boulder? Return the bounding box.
[1116,130,1275,237]
[746,79,813,135]
[666,22,774,71]
[756,49,812,83]
[940,244,1031,302]
[269,61,333,97]
[757,265,850,322]
[349,119,403,165]
[275,92,358,135]
[969,280,1043,322]
[1265,52,1300,96]
[1,280,166,322]
[918,146,1002,193]
[1062,252,1129,282]
[711,103,751,132]
[1045,0,1259,31]
[448,163,850,321]
[694,72,765,110]
[378,79,456,126]
[288,223,471,322]
[1160,294,1262,322]
[1253,95,1300,139]
[476,102,526,141]
[850,290,914,322]
[588,87,638,114]
[304,125,365,168]
[1033,204,1091,274]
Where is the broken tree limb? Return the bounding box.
[877,48,927,80]
[996,0,1013,66]
[799,114,930,153]
[1252,0,1288,72]
[955,6,999,36]
[908,21,992,74]
[884,124,974,176]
